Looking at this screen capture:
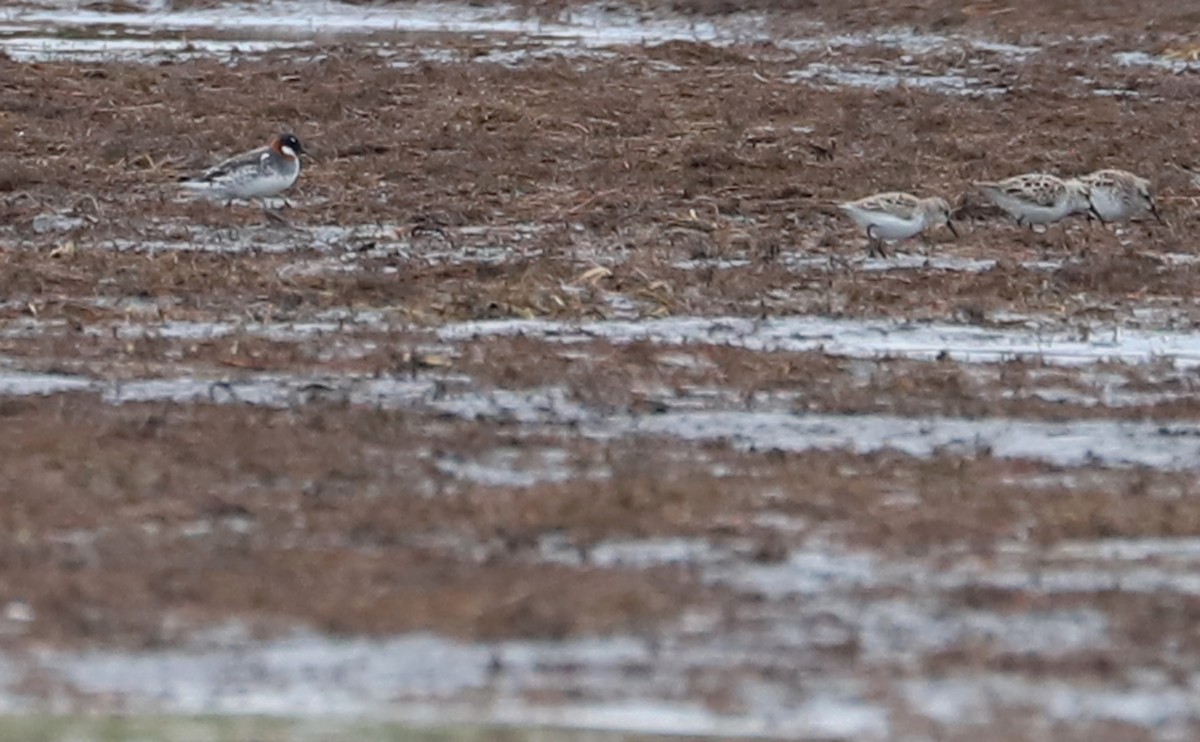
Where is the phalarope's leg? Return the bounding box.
[263,207,290,226]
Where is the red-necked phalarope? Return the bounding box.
[180,133,305,208]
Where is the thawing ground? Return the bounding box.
[4,1,1200,741]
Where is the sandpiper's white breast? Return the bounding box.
[842,205,925,241]
[1087,188,1127,221]
[982,190,1069,225]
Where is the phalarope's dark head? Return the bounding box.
[272,133,305,159]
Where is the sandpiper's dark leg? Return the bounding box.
[866,226,886,259]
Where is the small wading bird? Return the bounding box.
[972,172,1097,227]
[837,191,958,258]
[180,133,305,219]
[1078,168,1164,225]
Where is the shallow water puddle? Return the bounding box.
[0,35,306,63]
[0,715,683,741]
[0,0,1055,84]
[83,221,539,264]
[619,410,1200,470]
[777,31,1040,58]
[3,1,731,43]
[0,0,743,63]
[107,373,444,407]
[786,62,1007,97]
[1049,537,1200,562]
[14,532,1200,736]
[8,626,888,738]
[903,675,1200,731]
[674,251,1070,274]
[1114,49,1200,71]
[438,314,1200,367]
[435,445,607,487]
[95,222,410,256]
[1,361,1198,470]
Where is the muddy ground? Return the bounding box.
[3,0,1200,739]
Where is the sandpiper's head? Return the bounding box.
[924,197,959,236]
[1133,177,1154,206]
[273,133,305,158]
[1065,178,1093,213]
[1134,178,1164,223]
[924,197,952,223]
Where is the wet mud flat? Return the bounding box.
[5,0,1200,740]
